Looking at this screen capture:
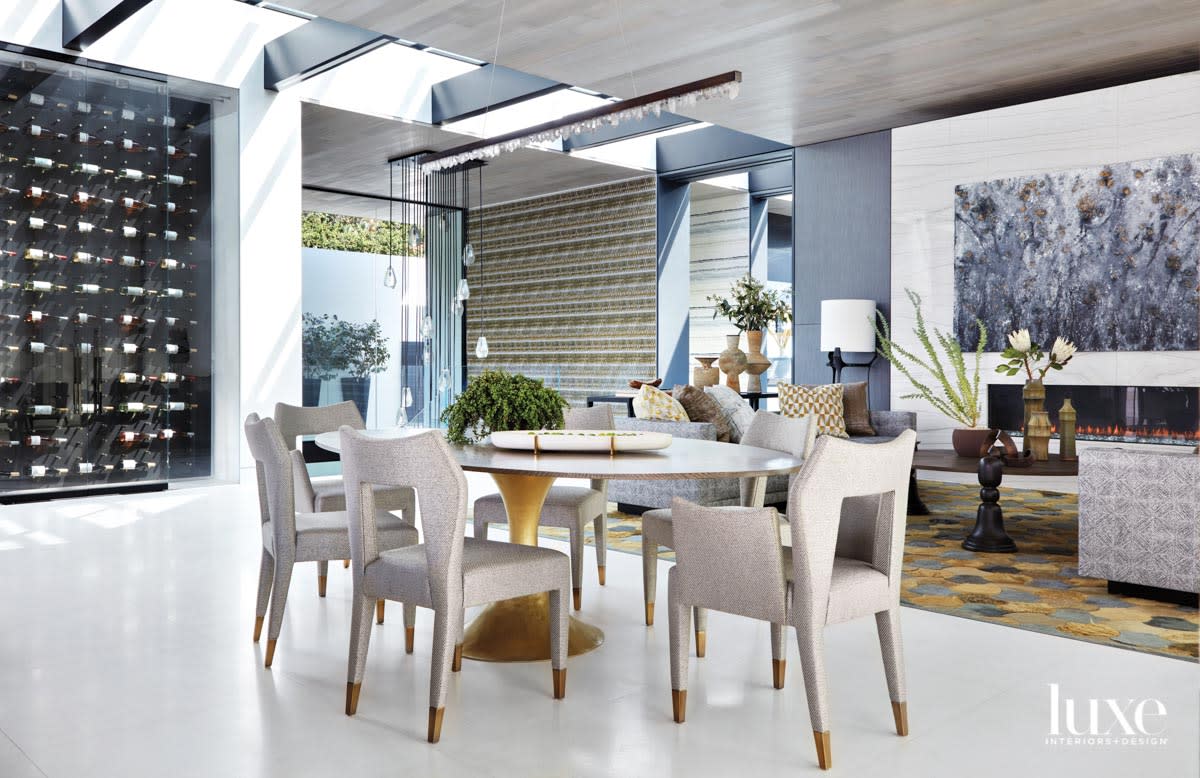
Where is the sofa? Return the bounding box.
[1078,447,1200,597]
[608,409,917,512]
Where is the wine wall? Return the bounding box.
[0,50,223,495]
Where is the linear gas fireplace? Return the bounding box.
[988,385,1200,447]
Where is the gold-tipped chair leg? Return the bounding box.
[671,689,686,723]
[645,602,655,626]
[345,682,361,715]
[772,659,786,690]
[405,626,415,654]
[264,639,277,668]
[695,630,707,658]
[318,575,327,598]
[572,588,582,611]
[813,730,831,770]
[375,600,385,625]
[451,643,463,672]
[427,707,445,743]
[343,559,349,569]
[892,701,909,736]
[253,616,264,643]
[597,565,606,586]
[552,668,566,699]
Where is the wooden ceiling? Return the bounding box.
[285,0,1200,146]
[301,103,647,216]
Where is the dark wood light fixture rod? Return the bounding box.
[420,71,741,171]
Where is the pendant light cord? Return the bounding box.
[613,0,639,97]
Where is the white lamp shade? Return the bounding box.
[820,299,877,352]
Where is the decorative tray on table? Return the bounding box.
[489,430,673,453]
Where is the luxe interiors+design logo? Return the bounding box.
[1046,683,1168,747]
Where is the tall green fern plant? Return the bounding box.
[874,289,987,428]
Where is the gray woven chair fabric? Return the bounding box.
[339,426,571,741]
[473,405,614,607]
[667,430,916,766]
[274,401,416,520]
[641,410,810,632]
[243,413,418,662]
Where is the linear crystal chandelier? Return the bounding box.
[419,71,741,173]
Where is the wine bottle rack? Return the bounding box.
[0,49,219,494]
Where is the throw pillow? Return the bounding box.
[673,385,733,442]
[841,381,875,436]
[703,384,755,443]
[778,382,848,438]
[632,383,689,422]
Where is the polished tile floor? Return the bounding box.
[0,475,1195,777]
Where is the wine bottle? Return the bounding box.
[24,248,48,261]
[25,280,55,292]
[159,371,179,383]
[25,435,44,446]
[117,168,144,181]
[164,343,180,355]
[164,401,195,412]
[72,251,97,265]
[29,465,47,478]
[121,196,150,215]
[118,402,145,412]
[75,312,93,324]
[158,429,176,440]
[163,287,186,299]
[117,313,141,326]
[120,343,137,354]
[119,286,145,296]
[28,404,55,416]
[122,226,139,239]
[77,343,93,354]
[166,145,196,160]
[120,108,136,121]
[117,255,143,267]
[72,130,104,146]
[74,101,92,115]
[25,156,56,170]
[162,174,195,187]
[28,341,47,353]
[160,258,180,270]
[76,221,95,234]
[78,404,96,415]
[24,310,44,323]
[24,186,50,205]
[76,462,94,474]
[163,229,178,241]
[71,190,94,209]
[74,283,102,294]
[120,138,155,153]
[118,372,141,384]
[118,431,141,443]
[73,162,103,176]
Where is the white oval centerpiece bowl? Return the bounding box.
[490,429,672,452]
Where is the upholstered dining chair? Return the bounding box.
[640,410,816,656]
[666,430,916,770]
[473,404,614,610]
[275,400,417,605]
[339,426,572,743]
[243,413,420,668]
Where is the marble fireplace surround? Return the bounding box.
[891,71,1200,448]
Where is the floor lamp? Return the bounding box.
[820,299,878,384]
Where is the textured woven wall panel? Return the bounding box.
[466,177,657,406]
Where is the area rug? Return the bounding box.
[536,481,1198,662]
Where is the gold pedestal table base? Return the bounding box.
[461,473,605,662]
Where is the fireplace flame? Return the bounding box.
[1048,423,1200,442]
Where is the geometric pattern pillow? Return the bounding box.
[778,382,848,438]
[632,383,689,422]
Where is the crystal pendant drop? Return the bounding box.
[457,278,470,300]
[474,335,489,359]
[383,264,397,289]
[437,368,450,393]
[453,297,464,316]
[420,315,434,339]
[461,243,475,266]
[422,344,431,364]
[408,225,422,251]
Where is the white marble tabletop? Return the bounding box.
[313,429,804,480]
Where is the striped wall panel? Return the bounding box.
[465,177,657,407]
[689,192,750,358]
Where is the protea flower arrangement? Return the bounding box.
[996,329,1077,379]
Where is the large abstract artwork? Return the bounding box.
[954,154,1199,351]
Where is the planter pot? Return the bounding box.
[952,428,995,458]
[692,356,719,388]
[743,330,772,394]
[340,377,371,422]
[717,334,748,391]
[302,378,322,408]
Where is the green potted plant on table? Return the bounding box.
[335,319,391,422]
[441,369,569,445]
[708,274,793,393]
[874,289,990,457]
[301,313,343,407]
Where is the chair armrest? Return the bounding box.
[868,410,916,438]
[614,417,718,441]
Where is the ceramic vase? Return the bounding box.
[1026,410,1052,461]
[718,334,747,391]
[1059,397,1078,462]
[1022,378,1045,436]
[743,330,772,394]
[692,356,719,388]
[952,428,995,458]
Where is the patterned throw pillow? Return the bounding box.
[778,382,848,438]
[632,383,689,422]
[672,385,733,442]
[703,384,755,443]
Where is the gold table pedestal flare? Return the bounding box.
[461,472,606,662]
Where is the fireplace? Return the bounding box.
[987,385,1200,446]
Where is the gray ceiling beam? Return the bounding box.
[561,111,695,152]
[656,125,791,181]
[62,0,154,51]
[748,159,794,197]
[431,65,565,125]
[264,17,394,92]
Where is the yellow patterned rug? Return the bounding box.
[536,481,1198,662]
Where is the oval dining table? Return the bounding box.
[315,429,806,663]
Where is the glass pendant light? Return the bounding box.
[453,297,464,316]
[437,367,450,393]
[474,335,489,359]
[420,314,434,339]
[461,242,475,266]
[408,224,422,251]
[457,278,470,300]
[383,263,397,289]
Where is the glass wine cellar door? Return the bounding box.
[0,47,236,497]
